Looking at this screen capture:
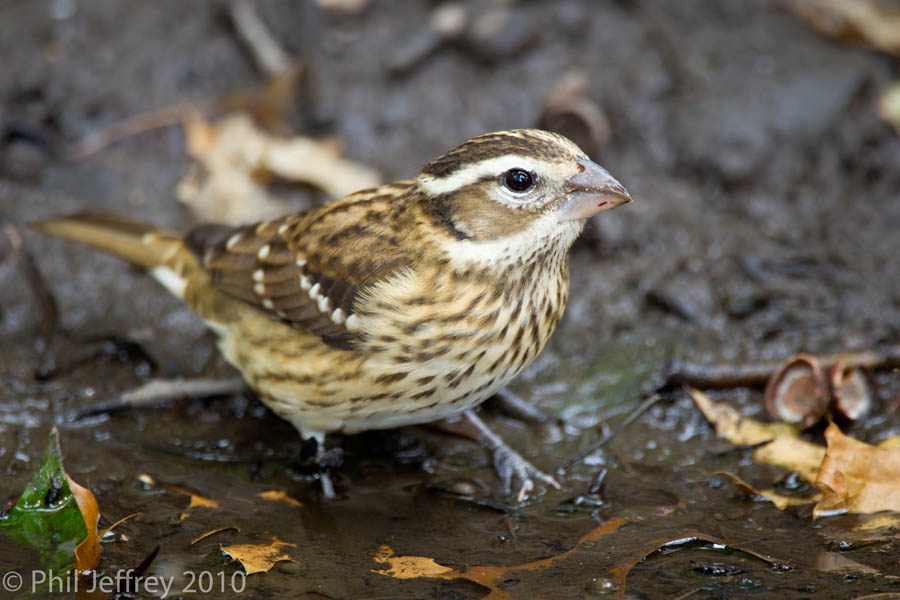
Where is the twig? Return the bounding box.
[666,347,900,389]
[66,0,300,160]
[672,585,705,600]
[66,100,214,160]
[3,224,58,344]
[228,0,292,76]
[559,393,662,472]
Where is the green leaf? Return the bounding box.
[0,427,88,574]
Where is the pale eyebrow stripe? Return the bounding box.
[418,155,543,195]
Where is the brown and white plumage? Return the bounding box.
[33,129,630,498]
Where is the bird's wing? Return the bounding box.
[185,187,417,350]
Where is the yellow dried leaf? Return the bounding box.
[185,492,220,509]
[221,536,296,575]
[688,388,825,482]
[371,545,455,580]
[877,435,900,450]
[257,490,303,507]
[688,387,798,444]
[753,436,826,484]
[370,519,785,599]
[814,422,900,517]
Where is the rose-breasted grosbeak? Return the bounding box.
[34,129,630,499]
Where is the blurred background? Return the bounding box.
[1,1,900,598]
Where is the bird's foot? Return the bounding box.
[491,441,561,502]
[463,410,560,502]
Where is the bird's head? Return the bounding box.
[414,129,631,268]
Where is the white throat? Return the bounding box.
[441,211,583,274]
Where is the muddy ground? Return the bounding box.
[2,1,900,598]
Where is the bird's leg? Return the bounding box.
[74,377,247,419]
[463,409,560,501]
[490,389,563,425]
[307,431,339,500]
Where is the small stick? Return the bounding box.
[66,100,214,160]
[559,393,662,472]
[666,347,900,389]
[3,224,59,344]
[229,0,292,77]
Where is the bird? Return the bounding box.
[33,128,631,500]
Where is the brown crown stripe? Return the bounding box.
[420,131,570,178]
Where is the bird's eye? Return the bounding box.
[503,169,534,192]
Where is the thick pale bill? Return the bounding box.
[557,158,631,222]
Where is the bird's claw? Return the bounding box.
[492,443,561,502]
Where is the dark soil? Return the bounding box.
[2,1,899,598]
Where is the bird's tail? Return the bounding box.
[31,213,198,300]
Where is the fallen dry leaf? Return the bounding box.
[688,387,825,482]
[257,490,303,507]
[372,519,790,599]
[878,436,900,450]
[68,474,100,571]
[373,517,635,598]
[177,114,381,225]
[718,471,819,510]
[814,422,900,517]
[371,545,454,580]
[221,536,296,575]
[784,0,900,55]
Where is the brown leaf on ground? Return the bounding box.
[372,520,790,599]
[718,471,820,510]
[256,490,303,507]
[67,471,100,571]
[814,422,900,517]
[688,387,825,482]
[371,545,454,580]
[372,517,634,599]
[221,536,296,575]
[177,114,381,225]
[784,0,900,56]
